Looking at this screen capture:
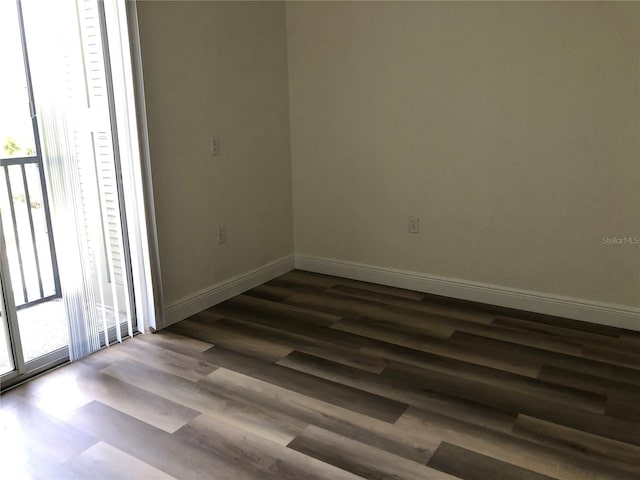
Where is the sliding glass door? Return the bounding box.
[1,0,149,389]
[0,0,69,384]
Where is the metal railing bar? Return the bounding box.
[0,157,39,167]
[14,294,58,311]
[20,164,44,298]
[3,166,28,303]
[38,162,61,298]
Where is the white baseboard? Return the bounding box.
[295,255,640,332]
[162,255,295,328]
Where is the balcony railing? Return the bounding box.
[0,156,60,309]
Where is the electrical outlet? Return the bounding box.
[210,136,220,156]
[217,225,226,245]
[408,216,420,234]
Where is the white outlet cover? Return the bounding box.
[217,226,226,244]
[210,136,220,156]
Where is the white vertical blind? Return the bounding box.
[104,0,157,333]
[21,0,139,360]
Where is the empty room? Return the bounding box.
[1,1,639,479]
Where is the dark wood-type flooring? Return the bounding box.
[2,270,640,479]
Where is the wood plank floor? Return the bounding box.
[2,270,640,479]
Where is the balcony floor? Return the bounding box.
[18,298,67,362]
[0,299,67,373]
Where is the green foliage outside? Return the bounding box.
[3,136,35,157]
[3,136,21,156]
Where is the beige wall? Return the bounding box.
[135,1,639,318]
[287,2,640,307]
[137,1,293,307]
